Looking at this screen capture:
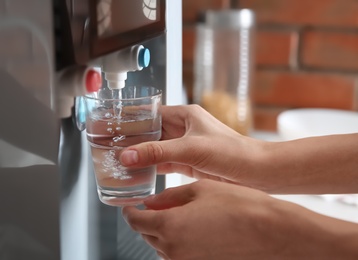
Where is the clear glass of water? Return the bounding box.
[84,86,162,206]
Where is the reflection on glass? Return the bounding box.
[96,0,159,38]
[143,0,157,21]
[97,0,112,36]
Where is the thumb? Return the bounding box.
[144,183,196,210]
[119,138,191,167]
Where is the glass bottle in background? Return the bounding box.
[194,9,256,136]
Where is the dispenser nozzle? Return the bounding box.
[105,72,127,89]
[102,45,151,89]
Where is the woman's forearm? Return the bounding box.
[251,133,358,194]
[314,213,358,258]
[274,198,358,259]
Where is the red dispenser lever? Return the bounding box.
[56,66,101,118]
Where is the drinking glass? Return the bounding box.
[84,85,162,206]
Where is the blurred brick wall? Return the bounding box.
[182,0,358,131]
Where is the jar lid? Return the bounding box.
[204,9,255,29]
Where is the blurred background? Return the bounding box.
[177,0,358,218]
[182,0,358,132]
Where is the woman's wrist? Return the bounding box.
[256,134,358,194]
[231,136,275,190]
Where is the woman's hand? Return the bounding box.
[122,179,358,260]
[119,105,266,186]
[119,105,358,194]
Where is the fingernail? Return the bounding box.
[143,194,157,206]
[121,150,138,165]
[144,194,156,202]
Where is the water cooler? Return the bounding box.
[0,0,182,259]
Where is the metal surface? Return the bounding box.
[0,0,60,258]
[0,69,60,260]
[0,0,182,259]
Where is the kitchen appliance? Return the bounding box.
[0,0,182,259]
